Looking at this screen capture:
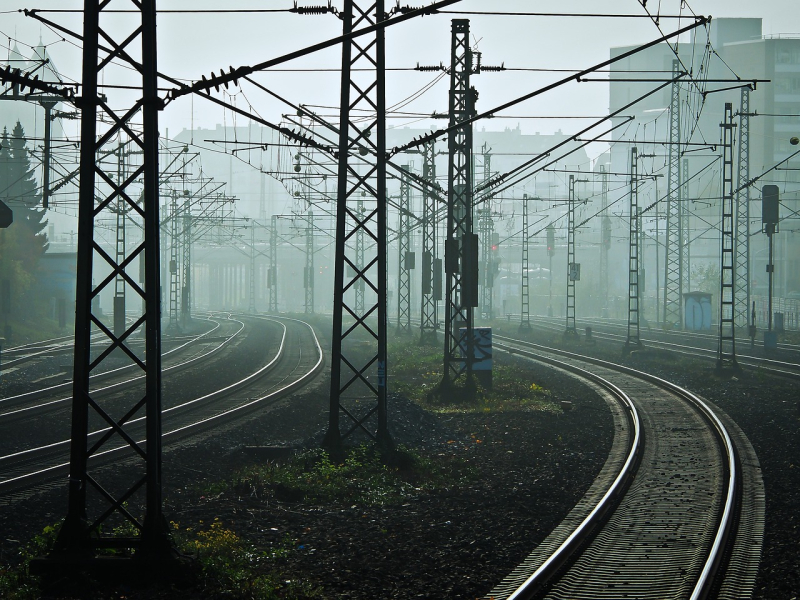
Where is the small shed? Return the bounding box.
[684,292,712,331]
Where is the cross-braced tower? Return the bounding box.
[664,59,683,328]
[49,0,170,562]
[441,19,478,390]
[326,0,392,449]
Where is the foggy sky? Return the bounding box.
[3,0,800,162]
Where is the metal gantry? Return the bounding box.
[326,0,391,449]
[718,103,739,369]
[565,175,578,336]
[626,148,643,351]
[51,0,170,561]
[734,86,752,327]
[664,59,683,328]
[441,19,478,389]
[519,194,531,332]
[397,164,412,333]
[419,140,439,345]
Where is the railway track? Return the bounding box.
[0,314,324,498]
[523,316,800,378]
[485,335,764,600]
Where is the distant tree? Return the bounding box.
[0,122,50,335]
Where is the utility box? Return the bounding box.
[459,326,493,389]
[684,292,712,331]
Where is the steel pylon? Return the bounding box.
[718,103,739,370]
[396,164,413,333]
[419,140,439,345]
[441,19,478,390]
[626,148,643,351]
[326,0,392,450]
[664,59,684,328]
[734,86,751,327]
[49,0,170,561]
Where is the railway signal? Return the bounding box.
[0,200,11,228]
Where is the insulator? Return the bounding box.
[292,4,334,15]
[415,62,444,72]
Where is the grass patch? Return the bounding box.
[172,518,318,599]
[0,519,318,600]
[233,444,475,505]
[389,339,560,414]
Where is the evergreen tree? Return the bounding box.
[0,122,50,335]
[5,121,49,268]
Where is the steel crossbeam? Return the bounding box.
[626,148,643,351]
[664,59,683,328]
[51,0,170,560]
[326,0,392,449]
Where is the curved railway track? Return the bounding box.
[485,335,764,600]
[523,315,800,378]
[0,314,324,498]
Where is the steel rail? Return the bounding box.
[494,335,739,599]
[0,316,323,495]
[524,316,800,378]
[0,315,232,415]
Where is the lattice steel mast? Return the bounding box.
[441,19,478,390]
[181,191,192,326]
[419,140,439,344]
[397,164,412,333]
[519,194,531,332]
[305,208,314,314]
[326,0,391,449]
[565,175,578,336]
[268,214,278,312]
[734,86,751,327]
[626,148,643,350]
[168,189,180,331]
[50,0,170,561]
[718,103,739,369]
[479,143,494,320]
[599,166,611,316]
[664,59,683,328]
